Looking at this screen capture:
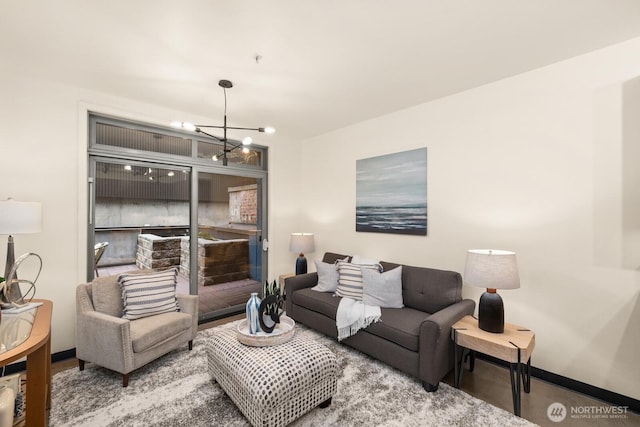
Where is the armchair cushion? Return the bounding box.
[119,269,179,320]
[92,268,153,317]
[129,311,193,353]
[92,275,124,317]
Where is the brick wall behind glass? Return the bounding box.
[228,184,257,224]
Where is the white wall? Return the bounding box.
[300,38,640,399]
[0,71,300,357]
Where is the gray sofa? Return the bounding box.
[285,252,475,392]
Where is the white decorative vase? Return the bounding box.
[0,385,15,427]
[246,292,261,335]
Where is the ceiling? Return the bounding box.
[3,0,640,141]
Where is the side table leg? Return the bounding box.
[452,329,463,388]
[26,341,49,426]
[454,342,461,387]
[508,348,523,417]
[522,357,531,393]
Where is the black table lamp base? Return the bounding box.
[295,254,308,275]
[478,289,504,333]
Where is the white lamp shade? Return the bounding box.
[289,233,315,254]
[0,199,42,235]
[464,249,520,290]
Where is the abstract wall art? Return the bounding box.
[356,148,427,235]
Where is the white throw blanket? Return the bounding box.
[336,297,381,341]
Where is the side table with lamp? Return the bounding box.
[452,249,535,417]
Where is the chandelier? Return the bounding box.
[171,79,275,166]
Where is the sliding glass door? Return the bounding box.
[88,114,268,321]
[193,171,263,318]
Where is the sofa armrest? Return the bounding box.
[418,299,476,386]
[76,310,134,374]
[285,272,318,314]
[177,293,198,339]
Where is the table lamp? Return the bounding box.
[464,249,520,333]
[0,198,42,304]
[289,233,315,275]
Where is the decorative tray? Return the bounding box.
[236,315,295,347]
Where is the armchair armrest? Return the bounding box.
[285,272,318,314]
[76,310,134,374]
[418,299,476,385]
[177,293,198,340]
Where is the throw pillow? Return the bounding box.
[311,258,344,293]
[93,268,154,317]
[335,261,383,300]
[362,266,404,308]
[119,268,180,320]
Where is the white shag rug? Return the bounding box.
[50,321,537,427]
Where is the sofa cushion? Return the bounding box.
[292,288,340,320]
[335,261,382,300]
[362,266,403,308]
[393,264,462,314]
[364,307,431,352]
[129,311,192,353]
[119,269,180,320]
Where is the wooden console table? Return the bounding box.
[0,299,52,427]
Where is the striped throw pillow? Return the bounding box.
[119,268,179,320]
[335,261,383,300]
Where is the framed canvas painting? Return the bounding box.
[356,148,427,235]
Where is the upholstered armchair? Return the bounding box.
[76,271,198,387]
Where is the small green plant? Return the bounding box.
[262,280,281,314]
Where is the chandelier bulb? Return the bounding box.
[242,137,253,146]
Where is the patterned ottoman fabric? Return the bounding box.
[206,327,338,427]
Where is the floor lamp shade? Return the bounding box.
[464,249,520,333]
[0,198,42,304]
[289,233,315,275]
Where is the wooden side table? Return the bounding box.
[0,299,52,427]
[451,315,535,417]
